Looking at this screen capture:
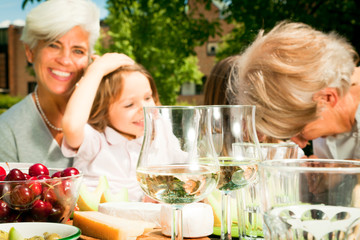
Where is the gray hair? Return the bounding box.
[21,0,100,53]
[227,21,358,139]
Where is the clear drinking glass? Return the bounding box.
[259,159,360,240]
[136,106,220,240]
[208,105,261,240]
[236,142,300,239]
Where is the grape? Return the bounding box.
[28,163,49,177]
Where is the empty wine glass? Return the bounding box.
[236,141,301,239]
[259,159,360,240]
[136,106,220,240]
[208,105,261,240]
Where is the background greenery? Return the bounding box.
[216,0,360,60]
[0,95,22,114]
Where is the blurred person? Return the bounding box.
[204,55,294,145]
[62,53,160,201]
[203,55,240,105]
[0,0,100,167]
[227,21,360,160]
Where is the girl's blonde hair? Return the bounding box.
[227,21,358,139]
[88,64,160,132]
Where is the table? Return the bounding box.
[79,229,223,240]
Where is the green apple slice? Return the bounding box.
[8,227,24,240]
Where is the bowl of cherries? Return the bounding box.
[0,163,82,223]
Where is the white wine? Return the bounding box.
[136,164,219,204]
[217,157,258,191]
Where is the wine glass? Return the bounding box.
[259,159,360,240]
[136,106,220,240]
[236,141,301,239]
[208,105,261,240]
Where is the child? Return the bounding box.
[61,53,160,201]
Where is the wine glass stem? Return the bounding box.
[221,191,232,240]
[172,205,184,240]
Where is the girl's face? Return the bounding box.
[108,71,156,140]
[25,26,90,96]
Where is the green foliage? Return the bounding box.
[96,0,220,105]
[0,95,23,114]
[217,0,360,59]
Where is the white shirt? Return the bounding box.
[62,124,144,202]
[313,105,360,159]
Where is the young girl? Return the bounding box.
[61,53,160,202]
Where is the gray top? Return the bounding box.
[0,94,73,168]
[313,104,360,160]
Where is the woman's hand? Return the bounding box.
[87,53,135,78]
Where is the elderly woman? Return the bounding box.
[227,21,360,160]
[0,0,100,167]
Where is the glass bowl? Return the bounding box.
[0,166,83,223]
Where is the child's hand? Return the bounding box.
[88,53,135,77]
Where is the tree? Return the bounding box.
[217,0,360,60]
[96,0,220,104]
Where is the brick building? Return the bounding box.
[0,1,232,104]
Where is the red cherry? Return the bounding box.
[51,171,62,178]
[0,166,6,178]
[48,203,65,222]
[0,175,6,181]
[32,199,52,221]
[41,186,57,205]
[9,185,34,208]
[5,169,26,181]
[60,180,73,197]
[61,167,79,177]
[29,163,49,177]
[27,177,42,197]
[37,175,51,180]
[0,200,11,219]
[23,173,31,180]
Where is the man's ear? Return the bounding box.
[312,88,339,108]
[24,44,33,63]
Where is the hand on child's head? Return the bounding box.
[90,53,135,76]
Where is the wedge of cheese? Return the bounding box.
[73,211,156,240]
[98,202,162,227]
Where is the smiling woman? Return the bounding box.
[0,0,100,168]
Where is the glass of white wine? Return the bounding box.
[208,105,261,240]
[136,106,220,240]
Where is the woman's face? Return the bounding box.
[25,26,90,96]
[108,71,156,140]
[291,93,351,148]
